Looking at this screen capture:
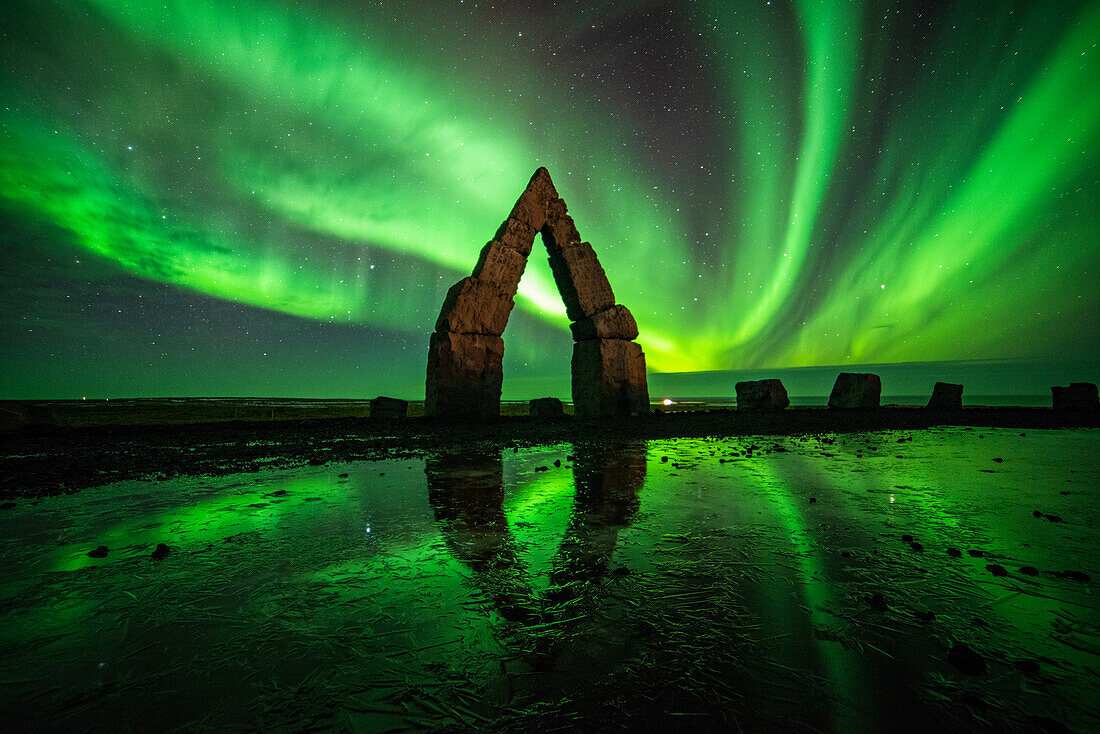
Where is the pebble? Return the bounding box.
[866,592,888,612]
[947,642,987,676]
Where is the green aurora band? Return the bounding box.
[1,0,1098,388]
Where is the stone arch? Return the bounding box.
[426,168,650,418]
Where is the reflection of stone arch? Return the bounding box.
[426,168,650,418]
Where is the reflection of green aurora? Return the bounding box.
[2,430,1097,729]
[2,1,1098,379]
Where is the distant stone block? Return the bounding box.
[529,397,564,418]
[1051,382,1099,410]
[370,396,408,420]
[735,379,790,410]
[927,382,963,410]
[828,373,882,409]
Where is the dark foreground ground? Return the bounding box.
[1,404,1098,499]
[0,404,1096,732]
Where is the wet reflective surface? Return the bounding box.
[1,427,1097,731]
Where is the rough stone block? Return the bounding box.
[491,217,537,257]
[828,372,881,409]
[546,197,568,220]
[735,379,790,410]
[1051,382,1099,410]
[472,241,528,296]
[370,396,408,420]
[541,213,581,251]
[571,339,650,417]
[570,304,639,341]
[434,277,516,336]
[548,242,616,321]
[927,382,963,410]
[425,331,504,418]
[507,168,558,231]
[529,397,564,417]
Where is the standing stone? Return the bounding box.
[828,373,882,409]
[927,382,964,410]
[736,379,790,410]
[426,331,505,418]
[370,396,408,420]
[426,167,649,419]
[1051,382,1099,410]
[529,397,564,418]
[572,339,649,417]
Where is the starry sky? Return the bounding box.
[2,0,1098,399]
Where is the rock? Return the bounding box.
[947,547,962,557]
[735,379,790,411]
[1051,382,1099,410]
[151,543,170,559]
[867,592,888,611]
[529,397,564,417]
[915,609,936,623]
[569,304,639,341]
[571,338,650,417]
[491,217,538,256]
[425,331,504,418]
[370,396,408,420]
[927,382,963,410]
[547,242,616,321]
[507,167,558,231]
[828,373,882,409]
[1051,570,1090,583]
[1019,566,1039,576]
[986,564,1009,577]
[434,277,516,336]
[541,211,582,251]
[967,549,985,557]
[472,240,528,296]
[87,545,108,558]
[427,168,648,420]
[947,642,987,675]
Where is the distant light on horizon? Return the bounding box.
[663,398,674,406]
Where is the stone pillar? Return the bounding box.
[425,168,649,418]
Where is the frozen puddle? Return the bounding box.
[1,427,1096,731]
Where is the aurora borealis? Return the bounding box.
[2,1,1098,398]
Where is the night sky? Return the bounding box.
[2,1,1098,399]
